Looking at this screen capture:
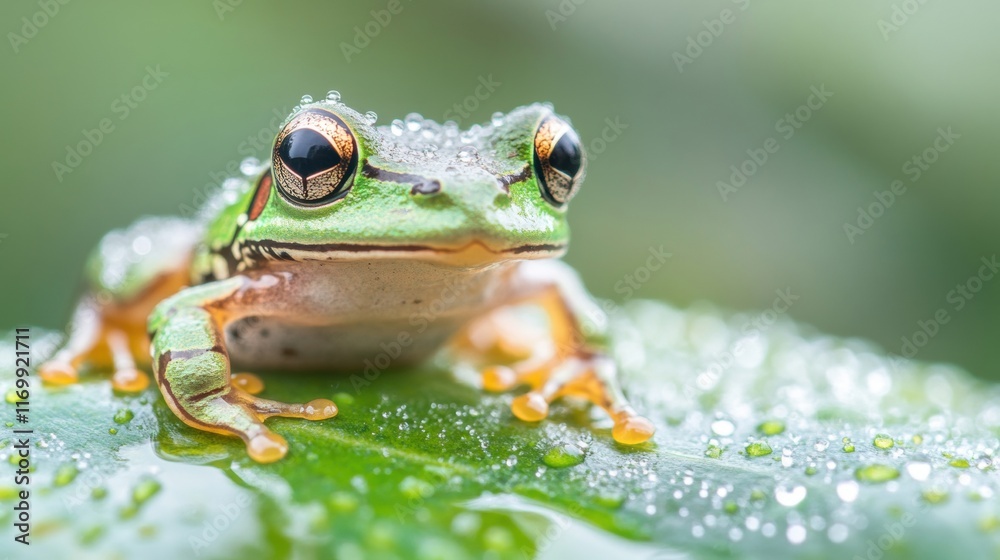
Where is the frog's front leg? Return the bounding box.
[472,261,655,445]
[149,273,337,463]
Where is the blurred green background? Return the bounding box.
[1,0,998,379]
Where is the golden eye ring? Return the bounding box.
[532,116,584,207]
[272,109,358,206]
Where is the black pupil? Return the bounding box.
[549,132,581,178]
[278,128,341,178]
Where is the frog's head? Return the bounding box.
[236,100,585,267]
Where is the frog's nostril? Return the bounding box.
[410,180,441,195]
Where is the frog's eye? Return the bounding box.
[272,110,358,206]
[533,116,584,207]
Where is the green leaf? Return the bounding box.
[2,300,1000,559]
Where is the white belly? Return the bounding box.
[224,259,516,370]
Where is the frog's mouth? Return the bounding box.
[243,239,566,267]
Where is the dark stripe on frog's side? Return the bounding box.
[237,239,566,259]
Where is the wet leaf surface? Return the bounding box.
[2,300,999,559]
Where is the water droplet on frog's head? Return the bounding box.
[390,119,404,137]
[419,120,440,139]
[364,111,378,125]
[131,236,151,256]
[813,439,830,452]
[240,157,260,175]
[491,111,505,127]
[404,112,423,131]
[326,90,341,102]
[457,145,478,162]
[300,94,313,104]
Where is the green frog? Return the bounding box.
[39,94,655,462]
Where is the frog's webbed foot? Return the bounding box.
[466,289,655,446]
[158,352,337,463]
[39,298,151,393]
[482,347,655,445]
[230,372,265,394]
[205,386,338,463]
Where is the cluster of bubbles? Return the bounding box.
[291,90,538,178]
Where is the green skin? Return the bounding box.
[57,99,651,462]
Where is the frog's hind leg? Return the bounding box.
[473,262,655,445]
[40,217,201,392]
[38,297,105,387]
[106,329,150,392]
[39,299,155,392]
[39,269,187,393]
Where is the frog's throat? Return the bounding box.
[242,239,566,266]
